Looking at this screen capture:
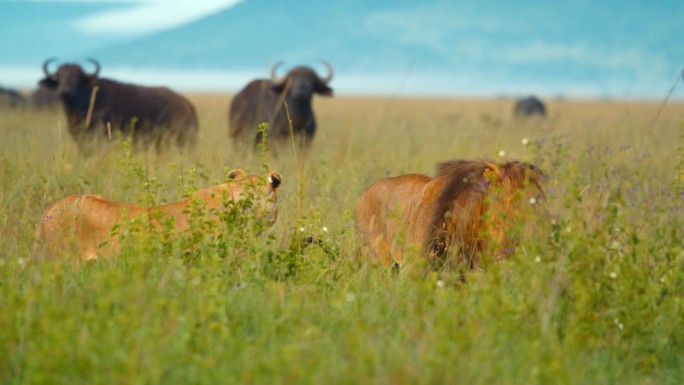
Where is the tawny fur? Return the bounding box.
[33,169,282,261]
[354,160,545,268]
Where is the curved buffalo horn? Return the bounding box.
[320,59,334,83]
[85,58,101,78]
[270,61,285,86]
[42,58,58,78]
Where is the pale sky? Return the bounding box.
[27,0,243,36]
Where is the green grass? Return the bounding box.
[0,96,683,384]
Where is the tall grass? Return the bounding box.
[0,95,682,384]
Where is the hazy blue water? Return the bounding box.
[1,0,682,99]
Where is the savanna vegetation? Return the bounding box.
[1,94,682,384]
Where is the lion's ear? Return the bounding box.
[483,161,507,184]
[483,167,500,184]
[524,163,546,182]
[267,171,282,189]
[227,169,247,180]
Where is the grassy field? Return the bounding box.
[1,94,683,384]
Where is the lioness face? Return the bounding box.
[226,169,282,226]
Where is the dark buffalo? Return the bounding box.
[39,58,198,152]
[0,85,25,108]
[229,61,333,150]
[513,96,546,118]
[31,85,60,109]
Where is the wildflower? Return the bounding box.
[609,271,617,279]
[497,149,506,157]
[535,256,541,263]
[521,138,530,146]
[299,227,305,232]
[660,276,666,283]
[529,197,537,205]
[322,226,329,233]
[345,292,356,302]
[436,280,445,289]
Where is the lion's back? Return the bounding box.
[34,194,138,260]
[355,174,433,264]
[356,174,430,221]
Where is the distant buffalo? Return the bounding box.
[39,58,199,153]
[31,85,60,109]
[229,61,334,150]
[514,96,546,118]
[0,85,25,108]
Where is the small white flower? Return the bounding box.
[660,276,666,283]
[529,197,537,205]
[345,292,356,302]
[609,271,617,279]
[521,138,530,146]
[299,227,305,232]
[497,149,506,157]
[321,226,329,233]
[436,280,445,289]
[535,256,541,263]
[618,323,624,331]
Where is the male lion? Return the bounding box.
[355,160,545,269]
[33,169,282,260]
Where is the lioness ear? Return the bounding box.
[267,171,282,189]
[227,169,246,180]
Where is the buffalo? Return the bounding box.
[513,96,546,118]
[39,58,198,153]
[31,84,60,109]
[228,61,334,150]
[0,85,25,108]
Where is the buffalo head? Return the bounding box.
[39,58,101,97]
[270,60,334,100]
[514,95,546,118]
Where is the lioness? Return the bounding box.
[33,169,282,260]
[355,160,545,269]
